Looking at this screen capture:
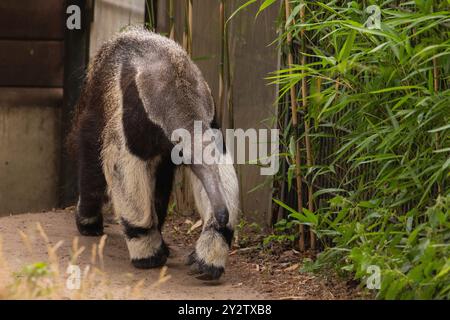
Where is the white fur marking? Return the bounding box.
[126,229,162,260]
[195,229,228,268]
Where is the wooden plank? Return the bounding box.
[192,0,221,105]
[0,0,65,40]
[0,40,64,87]
[227,1,279,225]
[0,87,62,107]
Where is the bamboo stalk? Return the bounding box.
[277,98,290,222]
[433,57,439,93]
[433,57,442,195]
[299,3,315,251]
[221,0,235,130]
[183,0,193,55]
[145,0,155,31]
[185,0,193,207]
[223,0,234,130]
[168,0,175,40]
[183,2,187,50]
[218,0,225,127]
[284,0,305,251]
[174,0,195,217]
[225,25,234,130]
[188,0,193,55]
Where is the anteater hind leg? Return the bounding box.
[104,147,168,269]
[75,115,107,237]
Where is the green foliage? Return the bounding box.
[317,195,450,299]
[263,218,297,246]
[12,262,55,297]
[16,262,52,279]
[236,219,264,247]
[144,0,156,31]
[242,0,450,299]
[167,200,177,216]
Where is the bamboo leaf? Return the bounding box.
[257,0,277,17]
[428,124,450,133]
[226,0,257,25]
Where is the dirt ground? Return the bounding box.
[0,208,363,300]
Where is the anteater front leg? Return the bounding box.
[104,147,168,269]
[186,161,239,280]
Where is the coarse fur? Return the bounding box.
[67,27,239,279]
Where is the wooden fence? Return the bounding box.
[0,0,280,226]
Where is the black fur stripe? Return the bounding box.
[76,213,103,237]
[210,115,227,154]
[120,63,172,160]
[131,243,168,269]
[121,218,151,239]
[187,251,224,280]
[154,155,175,231]
[217,227,234,247]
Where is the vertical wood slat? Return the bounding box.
[60,0,93,207]
[171,0,196,217]
[226,0,278,224]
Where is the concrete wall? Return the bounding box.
[0,89,62,215]
[0,1,64,215]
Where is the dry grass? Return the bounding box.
[0,223,170,300]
